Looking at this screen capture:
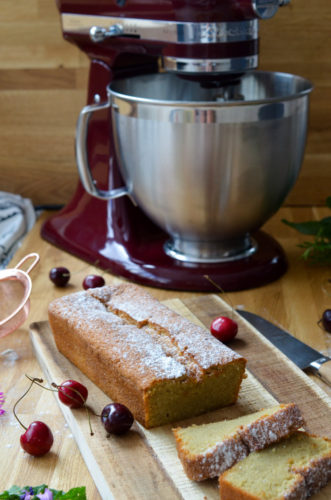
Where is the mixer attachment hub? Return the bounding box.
[164,236,258,264]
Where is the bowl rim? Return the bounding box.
[108,70,313,107]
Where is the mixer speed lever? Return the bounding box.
[90,24,123,43]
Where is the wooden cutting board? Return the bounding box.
[29,295,331,500]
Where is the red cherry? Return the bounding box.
[210,316,238,343]
[101,403,134,435]
[58,380,88,408]
[49,267,70,287]
[321,309,331,333]
[82,274,105,290]
[20,421,53,456]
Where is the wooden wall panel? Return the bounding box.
[259,0,331,206]
[0,0,88,206]
[0,0,330,206]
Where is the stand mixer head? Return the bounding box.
[57,0,289,79]
[42,0,311,291]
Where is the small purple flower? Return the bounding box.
[37,488,54,499]
[0,392,5,415]
[19,487,53,500]
[20,487,34,499]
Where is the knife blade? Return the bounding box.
[237,310,331,386]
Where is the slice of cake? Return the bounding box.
[173,403,304,481]
[219,431,331,500]
[48,284,246,428]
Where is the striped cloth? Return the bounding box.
[0,191,36,268]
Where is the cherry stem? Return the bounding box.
[85,406,94,436]
[25,374,58,393]
[84,405,101,418]
[51,382,94,436]
[51,382,86,406]
[317,318,325,331]
[24,375,95,436]
[13,376,43,430]
[204,275,235,318]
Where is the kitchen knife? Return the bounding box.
[237,310,331,386]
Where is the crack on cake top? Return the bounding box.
[88,284,244,375]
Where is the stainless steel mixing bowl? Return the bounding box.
[76,71,313,262]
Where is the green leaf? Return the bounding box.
[318,217,331,237]
[30,485,49,494]
[53,486,86,499]
[0,484,23,499]
[6,487,22,495]
[0,486,86,500]
[282,219,323,235]
[282,197,331,263]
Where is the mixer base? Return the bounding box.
[41,191,288,292]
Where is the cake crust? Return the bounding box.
[48,284,246,428]
[219,431,331,500]
[173,403,305,481]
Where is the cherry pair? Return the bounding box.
[49,266,105,290]
[14,376,133,457]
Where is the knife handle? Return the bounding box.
[314,359,331,386]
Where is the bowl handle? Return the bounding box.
[14,253,40,274]
[75,100,129,200]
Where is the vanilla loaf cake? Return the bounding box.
[173,403,304,481]
[219,431,331,500]
[48,284,246,428]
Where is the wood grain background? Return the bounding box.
[0,0,330,207]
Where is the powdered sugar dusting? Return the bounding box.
[99,324,187,382]
[50,290,187,383]
[93,284,243,370]
[91,284,158,324]
[241,404,305,451]
[179,435,248,481]
[164,315,242,368]
[49,284,245,387]
[201,439,248,477]
[174,404,305,481]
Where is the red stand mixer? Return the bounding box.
[42,0,312,291]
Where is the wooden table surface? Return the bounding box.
[1,207,331,498]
